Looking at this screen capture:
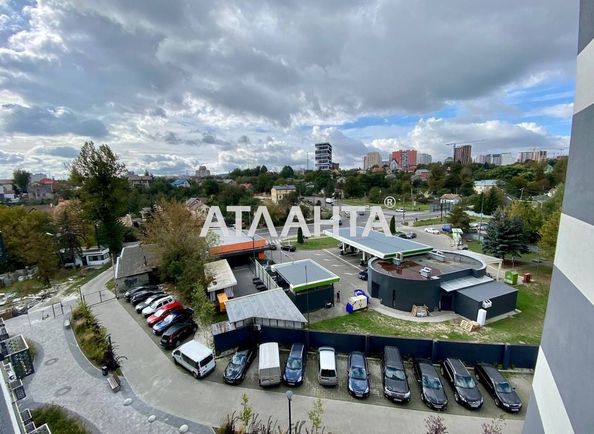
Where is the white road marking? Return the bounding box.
[322,249,364,271]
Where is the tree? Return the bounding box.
[482,417,505,434]
[239,393,254,431]
[297,227,304,244]
[447,205,470,232]
[538,209,561,259]
[484,188,504,215]
[482,209,529,261]
[70,142,130,254]
[389,215,396,235]
[508,201,543,243]
[54,200,92,265]
[307,398,324,434]
[425,415,448,434]
[191,282,215,328]
[368,186,383,204]
[13,169,31,194]
[427,164,446,193]
[279,165,295,179]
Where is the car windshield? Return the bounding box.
[422,375,442,389]
[350,366,367,380]
[154,308,166,317]
[454,375,476,389]
[385,367,406,381]
[287,357,302,370]
[162,313,176,325]
[231,352,246,365]
[495,382,513,393]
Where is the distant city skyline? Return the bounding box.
[0,1,577,178]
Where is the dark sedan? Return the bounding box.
[475,363,523,412]
[223,348,256,385]
[134,292,166,313]
[152,308,194,336]
[347,352,370,398]
[413,358,448,410]
[358,269,368,280]
[159,320,198,349]
[124,285,158,301]
[280,244,296,252]
[130,288,163,305]
[283,343,306,386]
[441,358,483,409]
[382,346,410,403]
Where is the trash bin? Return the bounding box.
[523,273,532,283]
[101,366,109,376]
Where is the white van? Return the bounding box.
[172,340,216,379]
[258,342,281,387]
[318,346,338,386]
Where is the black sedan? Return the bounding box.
[152,308,194,335]
[441,358,483,409]
[124,284,158,301]
[280,244,296,252]
[413,358,448,410]
[382,346,410,403]
[283,343,306,386]
[347,352,370,398]
[159,320,198,349]
[223,348,256,385]
[475,363,523,412]
[358,269,368,280]
[130,288,163,305]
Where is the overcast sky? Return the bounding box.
[0,0,579,178]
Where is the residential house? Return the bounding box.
[440,193,461,205]
[185,197,210,219]
[128,173,154,188]
[114,244,159,290]
[270,185,296,204]
[474,179,499,194]
[170,179,190,188]
[28,178,55,201]
[413,169,430,182]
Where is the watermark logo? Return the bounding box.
[383,195,396,208]
[199,205,393,238]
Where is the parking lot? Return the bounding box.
[119,295,529,421]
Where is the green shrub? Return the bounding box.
[32,405,89,434]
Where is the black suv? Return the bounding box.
[159,320,198,349]
[283,343,306,386]
[475,363,522,412]
[441,358,483,409]
[413,358,448,410]
[347,351,370,398]
[381,346,410,403]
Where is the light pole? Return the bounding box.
[286,390,293,434]
[478,192,485,242]
[304,264,309,324]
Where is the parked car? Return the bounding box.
[406,232,417,239]
[382,346,410,403]
[258,342,281,387]
[268,243,277,250]
[424,228,440,234]
[152,308,194,335]
[441,358,483,409]
[317,347,338,387]
[142,295,175,317]
[160,320,198,349]
[130,288,163,305]
[358,269,368,280]
[347,351,370,398]
[395,208,406,213]
[396,232,407,238]
[475,363,523,412]
[124,284,158,301]
[283,343,306,386]
[134,292,166,313]
[441,224,452,233]
[223,347,256,385]
[280,244,296,252]
[171,339,215,379]
[413,358,448,410]
[147,301,184,327]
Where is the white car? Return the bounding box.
[424,227,440,234]
[142,295,175,317]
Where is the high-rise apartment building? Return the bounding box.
[391,149,417,171]
[196,165,211,178]
[518,150,548,163]
[417,153,432,165]
[363,152,381,170]
[315,142,333,171]
[453,145,472,164]
[523,3,593,433]
[477,153,516,166]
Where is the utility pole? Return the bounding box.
[478,193,485,242]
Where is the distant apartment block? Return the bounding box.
[478,153,516,166]
[315,143,333,171]
[453,145,472,165]
[518,150,548,163]
[391,149,417,172]
[413,168,430,181]
[271,185,296,204]
[196,165,211,178]
[417,153,432,165]
[363,152,382,170]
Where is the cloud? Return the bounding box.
[0,149,24,165]
[530,103,574,118]
[1,104,108,137]
[44,146,80,158]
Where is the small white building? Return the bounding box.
[205,259,237,304]
[82,247,111,267]
[474,180,499,194]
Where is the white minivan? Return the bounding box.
[172,340,216,379]
[258,342,281,387]
[142,295,175,317]
[318,346,338,386]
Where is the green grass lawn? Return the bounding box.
[32,405,89,434]
[412,217,446,227]
[296,236,340,250]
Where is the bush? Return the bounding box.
[32,405,89,434]
[71,303,109,367]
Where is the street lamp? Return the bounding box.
[304,264,309,324]
[286,390,293,434]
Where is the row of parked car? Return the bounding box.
[123,285,198,349]
[221,343,522,413]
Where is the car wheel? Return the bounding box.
[193,370,200,379]
[495,397,501,408]
[173,357,178,365]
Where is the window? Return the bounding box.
[200,354,214,367]
[454,375,476,389]
[495,382,513,393]
[385,367,406,381]
[350,366,367,380]
[422,375,442,389]
[320,369,335,377]
[181,354,195,366]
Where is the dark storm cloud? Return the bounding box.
[1,104,108,137]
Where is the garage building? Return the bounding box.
[454,281,518,321]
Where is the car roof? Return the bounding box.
[349,351,366,366]
[289,343,304,355]
[319,347,336,368]
[478,363,507,382]
[164,321,192,335]
[384,346,404,368]
[446,358,470,375]
[416,359,438,375]
[177,340,212,360]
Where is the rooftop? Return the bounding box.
[271,258,340,292]
[225,288,307,325]
[115,244,158,280]
[204,259,237,293]
[323,226,433,259]
[271,184,296,190]
[457,281,517,302]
